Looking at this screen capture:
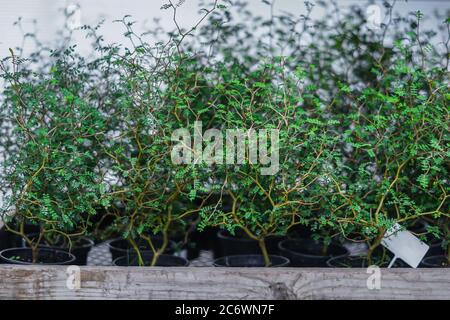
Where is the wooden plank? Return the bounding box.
[0,266,448,300]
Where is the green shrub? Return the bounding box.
[0,48,110,261]
[1,1,448,266]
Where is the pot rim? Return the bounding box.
[0,247,76,265]
[213,254,290,267]
[112,252,189,267]
[421,255,449,268]
[107,237,176,253]
[217,229,282,242]
[326,254,409,268]
[326,254,371,268]
[23,233,94,250]
[278,238,349,259]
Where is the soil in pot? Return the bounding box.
[107,237,175,262]
[327,254,409,268]
[113,252,189,267]
[217,229,284,258]
[0,247,76,265]
[22,234,94,265]
[421,255,449,268]
[213,254,290,267]
[278,239,349,267]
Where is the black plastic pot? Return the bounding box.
[421,255,449,268]
[69,237,95,265]
[0,229,15,264]
[22,234,94,265]
[213,254,290,267]
[327,254,409,268]
[0,228,15,252]
[217,229,284,258]
[113,252,189,267]
[0,247,76,265]
[107,237,175,262]
[278,239,349,267]
[424,238,446,257]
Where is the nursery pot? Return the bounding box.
[278,239,349,267]
[113,252,189,267]
[327,254,409,268]
[0,228,17,264]
[22,234,94,265]
[217,229,283,257]
[108,237,175,262]
[0,228,16,252]
[421,255,449,268]
[424,237,446,257]
[0,247,76,265]
[67,237,95,265]
[213,254,290,267]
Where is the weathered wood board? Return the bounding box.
[0,266,448,300]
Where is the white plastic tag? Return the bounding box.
[381,223,429,268]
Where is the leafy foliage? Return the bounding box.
[0,0,448,265]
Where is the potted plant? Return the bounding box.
[321,11,449,266]
[98,6,220,267]
[99,49,193,266]
[0,47,109,264]
[183,51,343,267]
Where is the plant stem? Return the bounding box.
[258,239,271,267]
[31,246,39,264]
[128,238,144,266]
[150,233,168,267]
[150,208,172,266]
[367,229,385,266]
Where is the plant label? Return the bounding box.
[381,223,429,268]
